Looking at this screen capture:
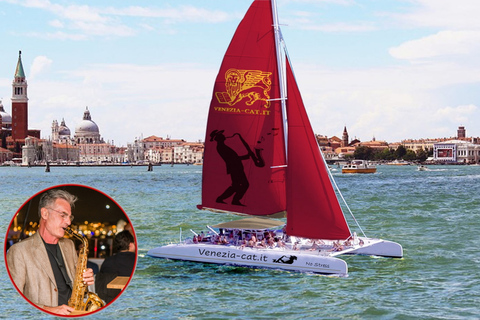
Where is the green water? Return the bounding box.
[1,165,479,319]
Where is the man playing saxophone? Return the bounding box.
[6,189,96,315]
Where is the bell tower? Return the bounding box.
[341,126,349,147]
[11,50,28,141]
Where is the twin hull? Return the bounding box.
[147,244,348,276]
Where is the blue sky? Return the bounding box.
[1,0,479,146]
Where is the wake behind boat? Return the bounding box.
[148,0,402,276]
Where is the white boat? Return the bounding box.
[342,160,377,174]
[148,0,402,276]
[417,165,428,171]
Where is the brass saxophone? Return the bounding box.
[65,227,105,312]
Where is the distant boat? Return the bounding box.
[342,160,376,174]
[148,0,402,276]
[417,165,428,171]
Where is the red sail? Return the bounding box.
[285,58,351,240]
[198,0,287,216]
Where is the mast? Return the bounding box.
[271,0,288,162]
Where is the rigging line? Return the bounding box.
[272,0,288,163]
[321,153,367,238]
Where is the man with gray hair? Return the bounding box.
[7,188,96,315]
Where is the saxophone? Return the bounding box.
[65,227,105,312]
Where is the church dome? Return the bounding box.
[74,107,102,144]
[58,118,71,136]
[75,107,99,134]
[0,100,12,125]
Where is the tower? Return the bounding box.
[342,126,349,147]
[11,51,28,141]
[457,126,466,139]
[52,119,59,141]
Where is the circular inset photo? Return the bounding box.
[4,184,137,317]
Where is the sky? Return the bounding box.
[0,0,479,147]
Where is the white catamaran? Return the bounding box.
[148,0,402,276]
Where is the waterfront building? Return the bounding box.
[78,142,122,163]
[142,135,186,149]
[358,137,389,152]
[0,147,13,163]
[401,139,436,153]
[127,138,145,163]
[433,140,480,164]
[319,146,338,161]
[174,142,204,164]
[143,141,204,164]
[334,146,356,157]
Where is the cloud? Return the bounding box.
[28,62,216,145]
[299,21,376,32]
[103,5,231,24]
[434,104,478,123]
[29,55,53,79]
[393,0,480,30]
[389,30,480,61]
[5,1,234,40]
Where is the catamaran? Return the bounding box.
[147,0,402,276]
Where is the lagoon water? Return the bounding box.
[0,165,479,319]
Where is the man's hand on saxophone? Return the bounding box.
[83,268,95,286]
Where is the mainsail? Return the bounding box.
[199,0,351,240]
[199,0,287,216]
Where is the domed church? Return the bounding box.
[52,118,72,143]
[0,100,13,128]
[74,107,104,144]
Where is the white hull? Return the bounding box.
[147,237,403,276]
[346,238,403,258]
[147,243,348,276]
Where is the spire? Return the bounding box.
[15,51,26,80]
[83,107,92,120]
[342,125,349,147]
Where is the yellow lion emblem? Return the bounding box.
[216,68,272,108]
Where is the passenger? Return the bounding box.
[258,239,267,248]
[309,241,319,251]
[193,235,198,243]
[267,237,275,248]
[275,238,285,248]
[246,237,255,248]
[330,241,345,252]
[293,241,300,251]
[221,235,229,245]
[239,239,247,249]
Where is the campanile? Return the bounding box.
[11,50,28,141]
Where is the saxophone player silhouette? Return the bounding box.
[210,130,265,206]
